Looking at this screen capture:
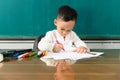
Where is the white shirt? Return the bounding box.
[38,30,89,52]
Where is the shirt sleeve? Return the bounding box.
[38,31,55,52]
[72,32,90,52]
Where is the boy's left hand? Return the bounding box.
[73,46,87,53]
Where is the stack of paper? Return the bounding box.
[0,53,3,62]
[41,52,104,60]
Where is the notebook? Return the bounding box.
[41,51,104,60]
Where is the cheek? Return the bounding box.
[66,31,71,34]
[57,29,62,34]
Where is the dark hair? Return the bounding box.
[57,5,77,21]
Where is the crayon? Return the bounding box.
[37,51,43,57]
[56,40,65,51]
[12,49,32,58]
[45,50,48,56]
[12,52,25,58]
[18,52,32,58]
[37,50,48,58]
[42,50,48,56]
[28,51,37,57]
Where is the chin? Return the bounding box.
[61,34,67,37]
[60,35,65,37]
[62,36,66,37]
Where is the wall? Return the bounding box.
[0,0,120,39]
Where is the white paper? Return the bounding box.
[41,51,104,60]
[0,53,3,62]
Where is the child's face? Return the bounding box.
[54,19,75,37]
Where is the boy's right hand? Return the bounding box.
[53,43,64,53]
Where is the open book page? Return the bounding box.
[41,51,104,60]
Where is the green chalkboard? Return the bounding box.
[0,0,120,39]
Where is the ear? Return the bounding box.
[54,19,58,26]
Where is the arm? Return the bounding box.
[38,31,55,52]
[72,32,90,53]
[38,30,64,52]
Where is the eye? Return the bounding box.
[67,30,71,32]
[61,28,65,31]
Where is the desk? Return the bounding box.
[0,49,120,80]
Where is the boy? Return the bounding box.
[38,5,89,53]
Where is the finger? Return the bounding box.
[73,48,87,53]
[80,48,87,53]
[73,48,81,53]
[82,49,87,53]
[56,44,63,49]
[79,48,84,53]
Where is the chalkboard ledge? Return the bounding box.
[80,36,120,40]
[0,36,120,40]
[0,36,36,40]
